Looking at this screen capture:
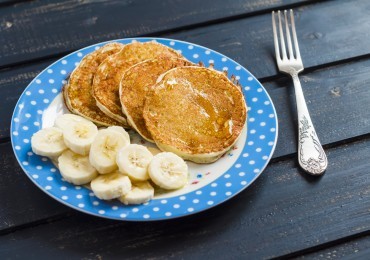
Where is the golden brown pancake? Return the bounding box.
[143,66,247,163]
[120,57,193,142]
[92,41,182,123]
[63,43,126,126]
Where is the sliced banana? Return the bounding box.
[116,144,153,181]
[106,126,130,141]
[31,127,67,157]
[89,128,130,174]
[55,114,98,155]
[58,149,98,185]
[91,171,132,200]
[119,181,154,205]
[148,152,188,190]
[54,113,91,129]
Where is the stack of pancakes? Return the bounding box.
[63,41,247,163]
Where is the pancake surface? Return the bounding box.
[63,43,125,126]
[120,57,193,142]
[92,41,182,124]
[143,66,247,163]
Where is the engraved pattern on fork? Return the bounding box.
[272,10,328,175]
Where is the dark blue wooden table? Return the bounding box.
[1,0,369,259]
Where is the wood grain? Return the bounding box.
[0,137,369,259]
[0,0,309,67]
[266,57,370,158]
[298,234,370,259]
[166,0,370,80]
[0,142,70,233]
[0,0,369,77]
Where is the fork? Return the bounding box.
[272,10,327,175]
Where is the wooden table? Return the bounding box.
[1,0,370,259]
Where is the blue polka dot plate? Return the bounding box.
[11,38,278,221]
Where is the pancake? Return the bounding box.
[120,57,193,142]
[92,41,183,124]
[63,43,126,126]
[143,66,247,163]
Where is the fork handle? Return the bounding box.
[291,72,328,175]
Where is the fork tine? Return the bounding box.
[278,10,287,60]
[272,11,281,61]
[290,9,301,59]
[284,10,294,59]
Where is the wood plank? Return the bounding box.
[2,55,370,158]
[0,0,369,77]
[0,142,70,232]
[298,234,370,259]
[267,58,370,158]
[166,0,370,80]
[0,137,369,259]
[0,0,309,67]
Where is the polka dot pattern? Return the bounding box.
[10,37,278,221]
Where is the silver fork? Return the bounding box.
[272,10,327,175]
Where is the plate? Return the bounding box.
[11,38,278,221]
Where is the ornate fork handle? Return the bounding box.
[291,72,328,175]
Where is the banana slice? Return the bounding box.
[89,128,130,174]
[58,149,98,185]
[119,181,154,205]
[148,152,188,190]
[31,127,67,157]
[106,126,130,140]
[105,126,131,149]
[91,171,132,200]
[54,113,91,129]
[116,144,153,181]
[55,114,98,155]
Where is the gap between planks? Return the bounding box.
[274,230,370,259]
[0,0,30,8]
